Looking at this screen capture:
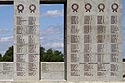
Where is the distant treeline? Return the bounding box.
[1,46,125,62]
[0,46,64,62]
[123,58,125,62]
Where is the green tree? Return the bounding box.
[123,58,125,62]
[40,48,64,62]
[1,46,64,62]
[0,53,2,61]
[50,50,64,62]
[42,48,53,62]
[40,47,45,61]
[2,46,13,62]
[46,48,53,55]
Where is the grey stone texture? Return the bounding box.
[66,0,122,81]
[14,0,40,81]
[0,62,125,81]
[0,0,123,82]
[41,62,64,81]
[0,62,65,81]
[0,62,13,81]
[122,62,125,81]
[0,81,125,83]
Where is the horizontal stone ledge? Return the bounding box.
[0,81,125,83]
[0,0,66,4]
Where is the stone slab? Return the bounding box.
[14,0,40,81]
[41,62,64,81]
[0,81,125,83]
[0,62,13,81]
[66,0,122,81]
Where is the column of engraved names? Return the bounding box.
[96,13,108,76]
[15,14,28,76]
[14,0,40,79]
[110,2,121,77]
[84,15,94,77]
[83,2,98,77]
[70,3,80,76]
[27,1,40,77]
[28,15,39,77]
[28,16,39,76]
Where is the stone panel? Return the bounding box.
[14,0,40,81]
[67,0,122,81]
[41,62,64,81]
[0,62,13,81]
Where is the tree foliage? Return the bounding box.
[0,53,2,61]
[123,58,125,62]
[1,46,13,62]
[40,48,64,62]
[0,46,64,62]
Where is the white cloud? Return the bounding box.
[40,37,44,40]
[41,10,64,17]
[42,4,53,6]
[0,36,13,43]
[0,29,9,34]
[41,25,63,35]
[0,36,13,55]
[0,5,13,7]
[43,43,63,48]
[0,25,64,54]
[40,25,64,51]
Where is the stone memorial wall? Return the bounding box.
[0,0,123,82]
[14,0,40,81]
[41,62,64,81]
[0,62,65,81]
[67,0,122,81]
[0,62,13,81]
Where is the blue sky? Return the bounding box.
[0,1,125,58]
[0,4,64,55]
[40,4,64,52]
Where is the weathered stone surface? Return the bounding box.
[14,0,40,81]
[0,81,125,83]
[0,0,66,3]
[0,0,123,82]
[0,62,13,81]
[0,62,125,81]
[66,0,122,81]
[0,62,65,81]
[41,62,64,81]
